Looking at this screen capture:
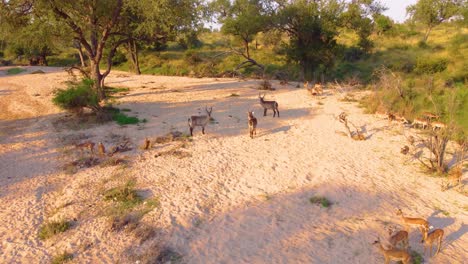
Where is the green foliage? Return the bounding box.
[52,79,99,113]
[38,220,71,240]
[309,196,332,208]
[374,14,394,35]
[51,252,73,264]
[112,112,141,125]
[407,0,462,42]
[410,250,424,264]
[6,67,26,75]
[103,179,143,212]
[414,57,448,74]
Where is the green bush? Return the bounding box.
[103,179,142,210]
[52,79,99,113]
[51,252,73,264]
[309,196,332,208]
[184,50,203,65]
[112,112,141,125]
[415,58,448,74]
[38,220,71,240]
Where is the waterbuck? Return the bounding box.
[188,106,213,136]
[259,93,279,117]
[248,111,257,139]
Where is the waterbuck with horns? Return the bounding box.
[188,106,213,136]
[259,93,279,117]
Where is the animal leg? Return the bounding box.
[202,126,205,134]
[190,127,193,136]
[277,109,280,117]
[273,110,276,117]
[264,108,267,116]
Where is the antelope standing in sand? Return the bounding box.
[431,121,446,131]
[412,118,429,129]
[259,93,279,117]
[247,111,257,139]
[387,226,409,249]
[188,106,213,136]
[314,83,323,95]
[75,141,95,155]
[423,228,444,257]
[396,209,429,242]
[373,238,411,264]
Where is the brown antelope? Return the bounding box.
[75,141,95,154]
[412,118,429,129]
[247,111,258,139]
[396,209,429,242]
[373,238,411,264]
[431,121,446,130]
[188,106,213,136]
[387,226,409,249]
[423,112,439,121]
[394,114,409,124]
[98,142,106,156]
[375,110,389,119]
[423,228,444,257]
[314,83,323,95]
[259,93,279,117]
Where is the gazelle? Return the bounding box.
[314,83,323,95]
[387,226,409,249]
[394,115,409,124]
[259,93,279,117]
[247,111,258,139]
[431,121,446,130]
[412,118,429,129]
[423,228,444,257]
[98,142,106,156]
[75,141,95,154]
[396,209,429,242]
[373,238,411,264]
[423,112,439,120]
[188,106,213,136]
[375,110,389,119]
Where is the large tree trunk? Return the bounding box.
[90,60,105,100]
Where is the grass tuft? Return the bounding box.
[103,179,142,210]
[38,220,71,240]
[113,112,141,125]
[51,251,73,264]
[309,196,332,208]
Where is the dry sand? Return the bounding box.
[0,66,466,263]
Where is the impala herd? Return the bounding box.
[374,209,444,263]
[73,80,453,262]
[375,109,447,131]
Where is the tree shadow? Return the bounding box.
[160,184,410,264]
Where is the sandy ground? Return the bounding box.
[0,66,467,263]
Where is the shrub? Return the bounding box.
[309,196,332,208]
[6,67,26,75]
[103,179,142,210]
[112,112,140,125]
[52,79,99,114]
[51,252,73,264]
[184,50,203,65]
[415,58,448,74]
[38,220,71,240]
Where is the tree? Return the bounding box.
[271,0,345,80]
[374,14,393,35]
[213,0,270,73]
[20,0,203,100]
[407,0,462,42]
